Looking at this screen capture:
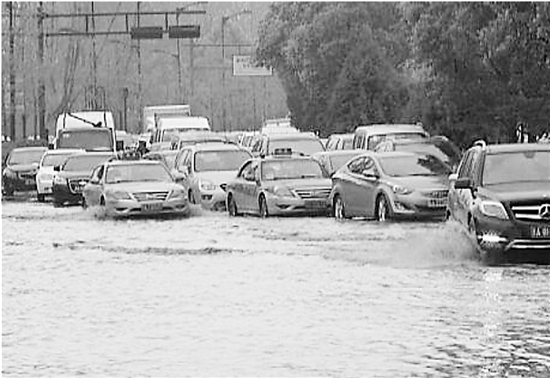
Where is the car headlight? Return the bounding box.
[199,180,217,191]
[168,187,186,199]
[266,185,294,197]
[53,175,66,185]
[391,184,412,195]
[479,200,509,220]
[3,168,16,178]
[106,190,131,200]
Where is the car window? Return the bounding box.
[238,161,253,179]
[457,149,474,179]
[482,150,550,185]
[194,150,251,172]
[361,157,377,176]
[348,156,365,174]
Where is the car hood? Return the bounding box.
[195,171,237,185]
[107,181,180,193]
[386,175,449,190]
[479,181,550,203]
[265,177,332,189]
[6,164,38,173]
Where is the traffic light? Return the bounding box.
[131,26,163,39]
[168,25,200,39]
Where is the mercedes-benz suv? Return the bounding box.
[447,141,550,265]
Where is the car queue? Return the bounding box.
[3,121,549,265]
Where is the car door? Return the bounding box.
[340,156,369,217]
[358,157,379,217]
[231,160,252,212]
[241,161,260,213]
[454,149,478,225]
[84,164,104,206]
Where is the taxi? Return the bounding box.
[82,160,189,218]
[226,149,332,217]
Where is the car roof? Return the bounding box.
[187,142,244,152]
[484,143,550,154]
[313,150,363,157]
[106,159,161,167]
[43,148,84,155]
[355,124,426,133]
[261,155,316,163]
[264,132,319,140]
[11,146,48,152]
[66,152,114,160]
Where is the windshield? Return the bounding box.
[395,143,454,166]
[269,139,325,156]
[106,164,172,183]
[8,149,46,165]
[262,159,324,180]
[57,129,113,151]
[379,155,451,177]
[162,128,210,142]
[195,150,251,172]
[41,152,79,167]
[63,155,111,172]
[367,132,427,150]
[483,151,550,185]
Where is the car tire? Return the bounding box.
[376,194,392,222]
[3,186,14,197]
[227,194,239,217]
[81,197,88,209]
[53,197,63,207]
[37,192,45,203]
[334,195,346,220]
[259,195,269,218]
[100,196,105,206]
[188,189,196,204]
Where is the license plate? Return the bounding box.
[531,225,550,239]
[141,202,163,212]
[305,199,327,209]
[428,198,447,208]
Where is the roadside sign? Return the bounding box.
[232,55,272,77]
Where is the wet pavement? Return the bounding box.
[3,194,550,377]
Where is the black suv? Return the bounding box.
[447,141,550,264]
[2,146,47,196]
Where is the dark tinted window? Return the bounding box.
[483,151,550,185]
[379,155,451,177]
[8,149,46,165]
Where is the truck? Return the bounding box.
[53,111,122,153]
[142,104,191,133]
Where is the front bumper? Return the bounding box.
[3,174,37,192]
[266,194,330,216]
[52,182,82,204]
[198,188,227,211]
[105,197,190,218]
[473,214,550,261]
[389,192,447,219]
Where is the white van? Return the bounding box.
[56,111,115,136]
[153,116,211,144]
[352,124,430,151]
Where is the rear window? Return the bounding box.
[378,155,451,177]
[194,150,251,172]
[63,155,112,172]
[268,139,325,156]
[367,132,427,150]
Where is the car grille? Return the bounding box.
[18,172,35,180]
[511,201,550,222]
[422,190,449,199]
[68,179,88,194]
[132,191,169,202]
[294,187,331,199]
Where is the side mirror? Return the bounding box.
[173,171,185,183]
[454,177,473,190]
[53,165,61,172]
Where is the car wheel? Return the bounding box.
[53,197,63,207]
[100,196,106,206]
[334,195,346,220]
[227,194,239,217]
[3,186,14,196]
[37,192,45,203]
[81,197,88,209]
[259,195,269,218]
[376,194,392,222]
[188,189,196,204]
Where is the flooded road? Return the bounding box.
[3,196,550,377]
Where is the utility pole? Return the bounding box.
[137,1,142,133]
[91,2,98,109]
[37,1,46,140]
[9,2,16,140]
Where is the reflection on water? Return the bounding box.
[2,199,549,377]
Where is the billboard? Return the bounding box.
[232,55,273,77]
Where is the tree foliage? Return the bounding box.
[257,2,550,145]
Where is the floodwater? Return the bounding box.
[3,195,550,377]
